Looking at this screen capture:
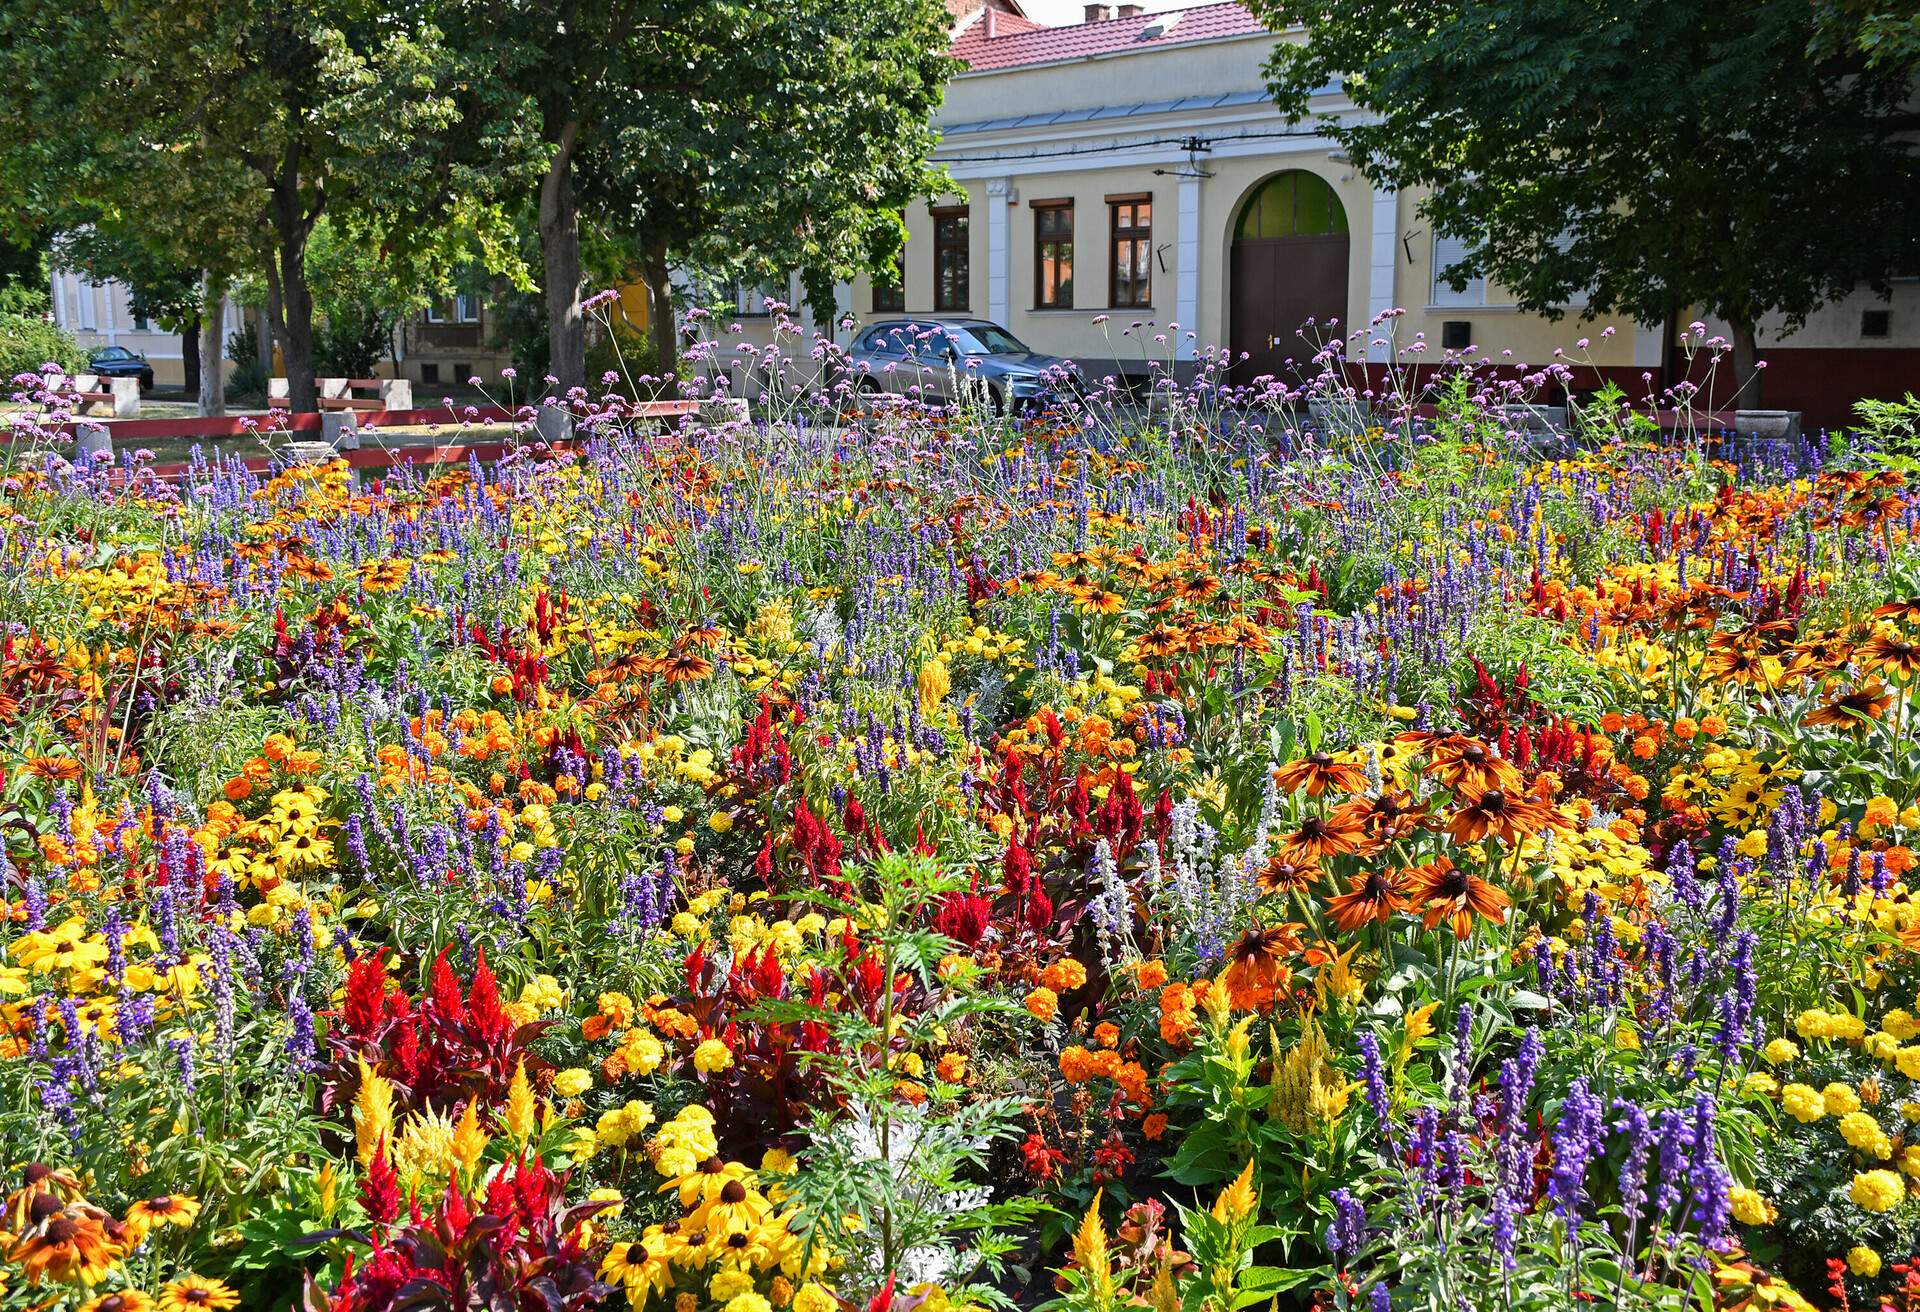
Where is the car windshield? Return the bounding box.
[94,347,130,360]
[952,325,1028,356]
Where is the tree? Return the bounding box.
[584,0,951,382]
[0,0,530,412]
[1256,0,1920,403]
[1813,0,1920,75]
[449,0,952,391]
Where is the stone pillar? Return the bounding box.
[1175,174,1202,361]
[321,411,361,450]
[535,403,575,444]
[986,178,1014,327]
[268,377,291,407]
[108,377,140,417]
[1366,187,1399,363]
[379,378,412,411]
[75,422,113,463]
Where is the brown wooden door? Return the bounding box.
[1230,233,1349,387]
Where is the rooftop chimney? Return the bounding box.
[1116,3,1143,13]
[1083,3,1115,20]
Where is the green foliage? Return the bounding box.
[1257,0,1920,377]
[1850,393,1920,460]
[0,309,86,380]
[0,0,534,406]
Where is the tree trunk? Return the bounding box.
[181,313,201,398]
[197,276,226,417]
[643,244,677,388]
[538,116,586,395]
[1729,319,1762,409]
[268,175,319,412]
[254,303,273,376]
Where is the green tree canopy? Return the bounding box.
[0,0,534,411]
[447,0,954,391]
[1256,0,1920,402]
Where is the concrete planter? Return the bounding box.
[699,398,752,427]
[285,439,359,488]
[1306,397,1372,435]
[1733,410,1801,440]
[1495,404,1567,433]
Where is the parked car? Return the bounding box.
[847,318,1077,412]
[87,345,154,392]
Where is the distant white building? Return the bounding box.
[722,0,1920,428]
[44,269,243,390]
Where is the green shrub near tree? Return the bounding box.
[0,310,85,383]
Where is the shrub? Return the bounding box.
[0,309,86,382]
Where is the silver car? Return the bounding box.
[847,318,1077,413]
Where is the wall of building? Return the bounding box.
[46,271,228,390]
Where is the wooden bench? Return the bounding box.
[268,376,412,412]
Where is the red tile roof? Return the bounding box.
[944,0,1032,31]
[949,2,1266,73]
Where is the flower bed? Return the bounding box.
[4,340,1920,1312]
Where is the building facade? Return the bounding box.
[732,0,1918,428]
[44,269,231,391]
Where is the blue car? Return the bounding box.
[848,318,1078,413]
[87,345,154,392]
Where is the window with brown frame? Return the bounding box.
[873,269,905,314]
[932,207,970,312]
[1108,196,1151,308]
[1034,201,1074,309]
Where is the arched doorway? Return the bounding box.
[1229,171,1350,385]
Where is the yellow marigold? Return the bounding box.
[1840,1111,1893,1160]
[1024,986,1059,1023]
[1729,1186,1775,1226]
[1781,1083,1826,1123]
[1850,1245,1883,1278]
[693,1038,734,1074]
[1825,1082,1864,1117]
[794,1285,838,1312]
[710,1271,755,1302]
[1888,1009,1920,1041]
[553,1068,593,1098]
[1852,1169,1905,1213]
[1762,1038,1800,1066]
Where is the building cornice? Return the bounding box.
[949,27,1279,78]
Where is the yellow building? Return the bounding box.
[711,0,1919,427]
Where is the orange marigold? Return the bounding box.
[1042,959,1088,994]
[1025,987,1059,1023]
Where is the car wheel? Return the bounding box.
[140,372,153,393]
